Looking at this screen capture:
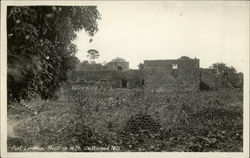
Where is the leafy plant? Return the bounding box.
[7,6,101,102]
[87,49,100,64]
[9,88,243,152]
[210,63,243,89]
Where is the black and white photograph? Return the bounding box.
[0,1,249,157]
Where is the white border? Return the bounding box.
[1,1,249,158]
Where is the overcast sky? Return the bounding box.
[73,1,249,72]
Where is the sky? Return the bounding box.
[73,1,249,72]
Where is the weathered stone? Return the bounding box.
[69,56,220,93]
[143,58,200,93]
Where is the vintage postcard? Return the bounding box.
[1,1,249,158]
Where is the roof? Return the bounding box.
[110,57,127,63]
[178,56,192,60]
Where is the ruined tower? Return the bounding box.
[143,56,200,93]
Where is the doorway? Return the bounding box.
[122,78,127,88]
[118,66,123,71]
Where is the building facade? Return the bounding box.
[70,56,219,92]
[143,57,200,93]
[106,57,129,71]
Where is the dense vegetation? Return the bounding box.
[210,63,243,89]
[7,6,100,102]
[8,87,243,152]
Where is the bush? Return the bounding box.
[7,6,100,102]
[9,87,243,152]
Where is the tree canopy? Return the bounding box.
[7,6,101,102]
[87,49,99,64]
[210,63,243,89]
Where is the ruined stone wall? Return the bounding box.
[106,62,129,71]
[143,59,200,93]
[69,58,212,92]
[69,70,122,88]
[69,69,144,89]
[123,70,144,88]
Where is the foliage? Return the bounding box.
[75,60,107,71]
[87,49,100,64]
[7,6,101,102]
[8,88,243,152]
[210,63,243,89]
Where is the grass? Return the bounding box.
[7,87,243,152]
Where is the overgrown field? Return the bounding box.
[7,87,243,152]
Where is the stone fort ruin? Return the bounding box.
[143,56,200,93]
[69,56,219,92]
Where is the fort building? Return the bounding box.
[143,56,200,93]
[69,56,219,92]
[106,57,129,71]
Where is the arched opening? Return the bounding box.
[117,66,123,71]
[142,79,144,86]
[122,78,127,88]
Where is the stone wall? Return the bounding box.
[123,70,144,88]
[69,69,144,89]
[69,57,223,93]
[106,62,129,71]
[143,59,200,93]
[69,70,122,88]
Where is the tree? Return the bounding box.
[102,61,107,65]
[87,49,99,64]
[210,63,243,89]
[7,6,101,102]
